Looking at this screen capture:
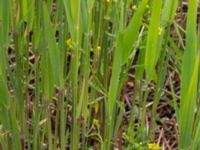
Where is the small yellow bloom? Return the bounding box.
[146,5,149,9]
[97,46,101,52]
[158,27,163,35]
[92,119,99,127]
[132,5,137,11]
[106,0,110,3]
[66,38,73,49]
[94,102,99,114]
[148,143,161,150]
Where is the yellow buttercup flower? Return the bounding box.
[66,38,73,49]
[132,5,137,11]
[158,27,163,35]
[92,119,99,127]
[147,143,161,150]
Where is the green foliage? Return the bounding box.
[0,0,199,149]
[179,0,199,149]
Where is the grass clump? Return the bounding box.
[0,0,200,149]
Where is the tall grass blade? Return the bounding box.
[145,0,162,82]
[179,0,198,148]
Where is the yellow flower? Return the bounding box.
[148,143,161,150]
[146,4,149,9]
[97,46,101,52]
[132,5,137,11]
[66,38,73,49]
[158,27,163,35]
[94,102,99,114]
[92,119,99,127]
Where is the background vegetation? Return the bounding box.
[0,0,199,149]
